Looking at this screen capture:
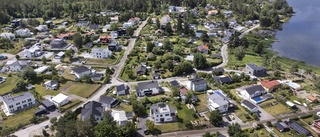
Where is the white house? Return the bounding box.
[150,102,176,123]
[122,22,134,28]
[51,93,69,106]
[207,90,229,113]
[54,51,65,59]
[80,101,104,122]
[34,65,49,74]
[241,100,259,113]
[111,110,129,126]
[0,33,15,40]
[187,78,207,92]
[239,85,266,99]
[15,28,31,37]
[2,60,31,72]
[71,66,91,79]
[44,80,59,90]
[24,43,42,58]
[2,92,36,113]
[91,48,112,58]
[135,81,162,97]
[102,24,111,32]
[36,25,49,32]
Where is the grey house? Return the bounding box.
[136,81,162,97]
[80,101,104,122]
[187,78,207,92]
[99,95,120,109]
[50,39,68,49]
[246,64,267,77]
[116,84,129,96]
[241,100,258,113]
[213,75,233,84]
[240,85,266,99]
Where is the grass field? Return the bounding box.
[249,128,270,137]
[2,107,38,128]
[263,103,292,116]
[68,83,101,98]
[114,103,133,112]
[272,127,291,137]
[234,102,252,123]
[0,75,19,95]
[60,68,76,80]
[195,94,208,112]
[61,99,82,110]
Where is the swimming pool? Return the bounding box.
[286,82,301,89]
[252,97,263,103]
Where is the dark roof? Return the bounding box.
[217,135,226,137]
[212,67,224,73]
[89,24,100,30]
[126,112,134,119]
[219,76,233,83]
[152,73,160,78]
[136,65,147,73]
[212,54,222,58]
[91,73,103,78]
[275,122,289,130]
[81,101,104,120]
[245,85,265,95]
[241,100,256,110]
[76,21,89,26]
[169,80,180,87]
[34,107,46,115]
[116,84,126,92]
[42,99,55,108]
[99,95,118,105]
[190,78,206,85]
[136,81,160,90]
[85,42,93,48]
[72,66,90,74]
[191,94,198,102]
[247,64,266,71]
[289,121,311,135]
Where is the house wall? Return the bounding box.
[4,97,36,113]
[241,103,259,113]
[75,70,91,78]
[207,99,229,113]
[151,111,174,123]
[9,65,22,72]
[117,90,126,96]
[193,83,207,92]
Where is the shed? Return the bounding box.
[286,101,295,108]
[34,107,47,116]
[54,51,65,59]
[51,93,69,106]
[34,66,49,74]
[42,99,56,111]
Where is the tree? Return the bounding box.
[50,117,57,124]
[163,60,174,71]
[194,53,208,69]
[290,63,299,73]
[254,41,264,54]
[42,56,47,65]
[165,22,173,34]
[126,26,135,36]
[176,17,183,33]
[81,74,93,83]
[22,66,37,81]
[146,42,155,52]
[200,33,210,43]
[173,62,193,76]
[94,112,118,137]
[119,121,136,137]
[163,38,171,51]
[209,110,223,126]
[65,49,73,58]
[173,46,183,55]
[132,101,146,116]
[73,33,83,49]
[15,79,26,91]
[228,123,244,136]
[15,55,20,60]
[156,18,160,29]
[146,119,155,132]
[260,16,272,28]
[154,60,162,68]
[234,46,246,61]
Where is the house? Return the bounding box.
[76,21,90,27]
[34,107,47,116]
[111,110,131,126]
[313,119,320,131]
[99,95,120,109]
[208,10,219,16]
[195,30,203,38]
[260,80,281,92]
[42,99,56,111]
[34,66,49,74]
[25,84,35,90]
[91,73,104,81]
[57,32,75,40]
[86,32,94,37]
[23,44,42,58]
[116,84,129,96]
[122,22,134,29]
[187,78,207,92]
[11,19,20,27]
[197,45,209,54]
[191,94,199,104]
[99,35,112,43]
[189,24,197,30]
[91,48,112,58]
[110,31,118,39]
[102,24,111,32]
[150,102,177,123]
[44,80,59,90]
[85,42,93,49]
[136,65,147,75]
[288,121,311,136]
[306,95,318,103]
[36,25,49,32]
[246,64,267,77]
[54,51,65,59]
[110,16,119,23]
[51,93,69,106]
[16,28,31,37]
[245,20,253,26]
[224,11,233,18]
[241,100,259,113]
[153,41,163,48]
[212,67,224,75]
[168,80,181,88]
[213,75,233,84]
[3,60,31,72]
[135,81,162,97]
[71,66,91,79]
[228,20,237,28]
[152,73,160,80]
[207,90,229,113]
[180,88,188,96]
[160,15,171,27]
[204,22,217,29]
[80,101,104,122]
[50,39,68,49]
[275,122,290,132]
[151,18,157,24]
[240,85,266,99]
[108,42,121,51]
[168,6,186,13]
[0,33,15,40]
[2,92,36,113]
[117,28,126,36]
[88,24,100,30]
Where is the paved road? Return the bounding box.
[239,24,260,39]
[213,44,228,68]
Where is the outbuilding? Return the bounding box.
[51,93,69,106]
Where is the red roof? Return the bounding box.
[307,95,317,102]
[197,45,209,52]
[260,80,281,89]
[180,88,188,93]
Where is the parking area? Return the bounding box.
[223,113,244,126]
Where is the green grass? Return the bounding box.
[234,102,252,123]
[297,120,318,137]
[114,103,133,112]
[301,117,315,125]
[0,75,19,95]
[60,68,76,80]
[227,52,264,68]
[2,107,38,128]
[272,127,291,137]
[195,94,208,112]
[61,99,82,110]
[263,103,292,116]
[249,128,270,137]
[86,58,117,65]
[68,83,101,98]
[156,122,183,133]
[34,83,61,97]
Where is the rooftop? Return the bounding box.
[247,63,266,71]
[72,66,90,74]
[136,81,160,90]
[241,100,256,110]
[81,101,104,120]
[2,92,34,105]
[260,80,281,89]
[51,93,68,104]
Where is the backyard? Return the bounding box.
[195,93,208,113]
[0,74,19,95]
[2,107,38,128]
[68,83,101,98]
[262,103,292,116]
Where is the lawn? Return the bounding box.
[263,103,292,116]
[60,68,76,80]
[2,107,38,128]
[61,99,82,110]
[227,52,264,68]
[234,102,252,123]
[297,120,318,137]
[68,83,101,98]
[114,103,133,112]
[248,128,270,137]
[272,127,291,137]
[86,58,117,65]
[195,94,208,113]
[301,117,315,125]
[34,83,61,97]
[0,75,19,95]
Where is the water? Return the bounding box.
[271,0,320,67]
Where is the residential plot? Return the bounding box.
[68,83,101,98]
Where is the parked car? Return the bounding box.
[225,115,231,121]
[229,114,235,120]
[143,129,150,135]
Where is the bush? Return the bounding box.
[300,114,313,119]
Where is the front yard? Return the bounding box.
[0,74,19,95]
[61,99,83,110]
[68,83,101,98]
[2,107,38,128]
[195,94,208,113]
[262,103,292,117]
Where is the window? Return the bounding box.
[28,102,33,106]
[22,100,26,103]
[17,106,21,110]
[165,114,169,116]
[27,99,32,102]
[156,115,158,117]
[23,104,27,107]
[16,103,20,105]
[9,105,13,108]
[160,115,162,117]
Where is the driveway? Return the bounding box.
[0,53,15,64]
[256,105,274,121]
[137,116,148,136]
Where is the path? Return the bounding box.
[239,24,260,39]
